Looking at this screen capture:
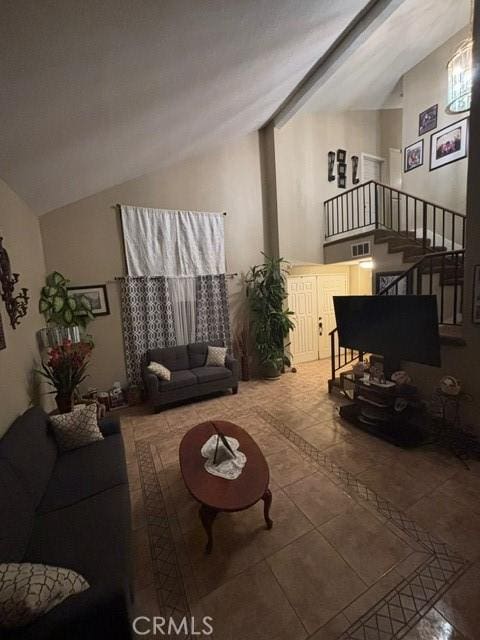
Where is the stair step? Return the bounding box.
[388,244,425,257]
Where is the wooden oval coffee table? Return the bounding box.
[179,420,273,554]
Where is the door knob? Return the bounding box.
[318,318,323,335]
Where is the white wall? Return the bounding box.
[402,27,471,213]
[40,133,264,392]
[275,111,381,264]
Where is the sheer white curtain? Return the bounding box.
[120,206,225,277]
[167,277,196,344]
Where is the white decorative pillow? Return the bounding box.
[50,403,103,452]
[147,361,171,381]
[0,563,89,629]
[206,346,227,367]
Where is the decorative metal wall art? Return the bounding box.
[337,162,347,188]
[328,151,336,181]
[0,237,29,329]
[352,155,360,184]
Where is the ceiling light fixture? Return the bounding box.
[446,1,474,114]
[359,259,375,270]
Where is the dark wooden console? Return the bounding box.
[339,374,426,448]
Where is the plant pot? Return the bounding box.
[260,362,281,380]
[240,355,250,382]
[55,393,74,414]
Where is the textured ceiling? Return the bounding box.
[301,0,471,112]
[0,0,370,213]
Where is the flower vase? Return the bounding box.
[56,393,74,414]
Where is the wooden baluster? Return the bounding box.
[330,332,336,382]
[412,198,417,238]
[453,252,459,325]
[440,254,445,324]
[356,187,360,229]
[429,257,433,295]
[416,265,422,296]
[442,209,446,252]
[422,202,428,254]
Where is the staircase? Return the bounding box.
[325,181,467,393]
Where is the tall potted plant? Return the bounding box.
[246,254,295,379]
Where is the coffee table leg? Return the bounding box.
[262,488,273,529]
[199,505,218,554]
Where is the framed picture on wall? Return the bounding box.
[472,265,480,324]
[375,271,410,295]
[418,104,438,136]
[404,140,424,172]
[430,118,469,171]
[67,284,110,316]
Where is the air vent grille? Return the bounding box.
[351,241,371,258]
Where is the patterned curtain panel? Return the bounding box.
[195,275,231,348]
[120,277,176,384]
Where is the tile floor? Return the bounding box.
[120,360,480,640]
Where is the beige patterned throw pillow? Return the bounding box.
[147,361,171,381]
[206,346,227,367]
[0,563,89,628]
[50,403,103,452]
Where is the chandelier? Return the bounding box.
[446,1,474,114]
[446,38,473,114]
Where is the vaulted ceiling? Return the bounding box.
[0,0,370,213]
[1,1,472,214]
[301,0,471,112]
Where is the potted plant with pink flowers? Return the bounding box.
[37,339,92,413]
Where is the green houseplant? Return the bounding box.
[246,254,295,379]
[39,271,94,328]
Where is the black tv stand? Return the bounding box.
[339,374,426,448]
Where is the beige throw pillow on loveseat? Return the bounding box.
[147,361,171,381]
[206,346,227,367]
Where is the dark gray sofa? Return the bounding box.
[0,407,132,640]
[143,342,239,411]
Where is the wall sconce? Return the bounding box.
[328,151,336,181]
[351,156,360,184]
[0,237,29,329]
[337,149,346,163]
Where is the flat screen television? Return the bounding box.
[333,295,441,368]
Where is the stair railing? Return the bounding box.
[324,180,466,252]
[328,249,466,387]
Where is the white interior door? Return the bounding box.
[388,148,402,189]
[361,153,384,182]
[388,148,402,229]
[287,277,318,364]
[361,154,385,226]
[317,273,349,359]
